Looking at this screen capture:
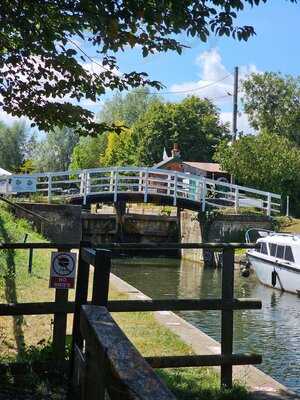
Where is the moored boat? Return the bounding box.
[246,229,300,294]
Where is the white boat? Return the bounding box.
[246,229,300,294]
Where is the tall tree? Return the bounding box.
[1,0,294,134]
[0,121,27,172]
[100,127,136,166]
[242,72,300,143]
[214,131,300,214]
[98,88,160,126]
[70,133,108,170]
[131,96,229,165]
[33,127,79,172]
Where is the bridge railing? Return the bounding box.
[2,167,281,215]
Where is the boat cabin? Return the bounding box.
[255,234,299,265]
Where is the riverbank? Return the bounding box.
[109,285,249,400]
[109,273,300,400]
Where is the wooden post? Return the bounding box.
[70,241,91,381]
[28,248,33,274]
[221,248,234,388]
[53,289,68,362]
[92,249,111,307]
[52,247,69,362]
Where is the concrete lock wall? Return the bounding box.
[15,203,82,244]
[180,210,274,263]
[81,213,178,246]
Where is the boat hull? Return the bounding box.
[247,253,300,294]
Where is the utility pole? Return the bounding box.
[232,66,239,143]
[230,66,239,185]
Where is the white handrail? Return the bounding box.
[1,166,282,215]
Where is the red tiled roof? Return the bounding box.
[183,162,226,173]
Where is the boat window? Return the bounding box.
[269,243,277,257]
[284,246,295,262]
[260,242,268,255]
[276,245,284,259]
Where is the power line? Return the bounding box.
[68,38,120,76]
[67,39,236,98]
[137,74,233,96]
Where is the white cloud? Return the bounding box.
[170,48,259,101]
[0,110,24,126]
[170,48,260,133]
[220,111,255,136]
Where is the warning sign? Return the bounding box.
[49,252,77,289]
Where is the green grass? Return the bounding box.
[109,290,249,400]
[0,204,55,359]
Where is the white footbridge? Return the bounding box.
[0,167,281,216]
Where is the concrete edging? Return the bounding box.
[110,273,299,400]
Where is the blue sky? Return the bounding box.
[1,1,300,135]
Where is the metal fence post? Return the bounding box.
[234,187,239,213]
[173,174,178,206]
[267,193,271,216]
[221,248,234,388]
[48,174,52,203]
[201,179,206,212]
[114,170,118,203]
[144,170,149,203]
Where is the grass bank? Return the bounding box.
[109,289,249,400]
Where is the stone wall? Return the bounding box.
[180,210,274,263]
[15,203,82,243]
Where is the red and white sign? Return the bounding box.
[49,252,77,289]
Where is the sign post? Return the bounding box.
[50,251,77,362]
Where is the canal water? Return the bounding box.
[112,257,300,394]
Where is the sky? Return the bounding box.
[1,0,300,136]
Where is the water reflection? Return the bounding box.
[112,257,300,394]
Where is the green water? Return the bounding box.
[112,257,300,394]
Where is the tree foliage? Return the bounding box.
[214,131,300,214]
[98,87,160,126]
[0,121,27,172]
[130,96,229,165]
[242,72,300,143]
[70,133,108,170]
[33,126,79,171]
[100,127,136,166]
[1,0,294,134]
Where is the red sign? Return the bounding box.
[50,276,75,289]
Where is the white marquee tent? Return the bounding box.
[0,167,11,175]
